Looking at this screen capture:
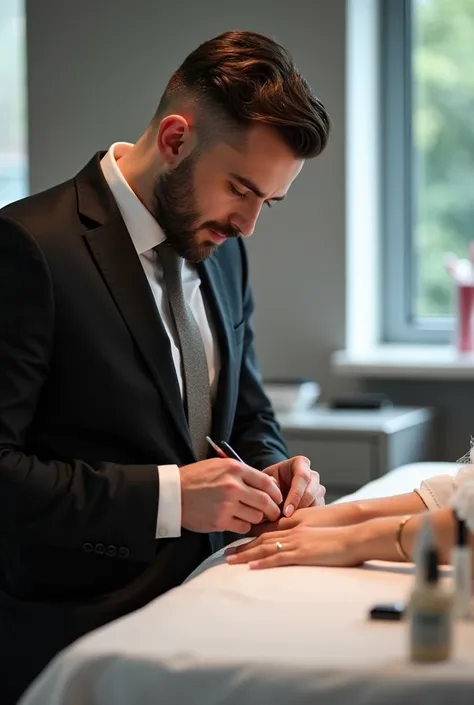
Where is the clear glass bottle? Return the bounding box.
[408,547,453,662]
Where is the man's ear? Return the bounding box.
[156,115,194,165]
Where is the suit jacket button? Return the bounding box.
[106,545,117,558]
[83,542,93,553]
[118,546,130,559]
[95,543,105,555]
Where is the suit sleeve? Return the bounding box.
[0,215,158,563]
[229,239,289,469]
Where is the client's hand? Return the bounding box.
[226,525,363,569]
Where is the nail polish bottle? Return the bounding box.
[408,547,453,663]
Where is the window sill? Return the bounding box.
[331,345,474,379]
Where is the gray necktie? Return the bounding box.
[156,243,211,460]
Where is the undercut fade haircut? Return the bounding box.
[152,30,331,158]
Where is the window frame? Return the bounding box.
[0,0,28,209]
[382,0,453,344]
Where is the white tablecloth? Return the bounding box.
[20,462,474,705]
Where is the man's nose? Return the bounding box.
[232,204,262,238]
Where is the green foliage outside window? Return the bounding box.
[414,0,474,317]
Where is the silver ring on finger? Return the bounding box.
[275,541,284,553]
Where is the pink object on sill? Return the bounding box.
[456,284,474,352]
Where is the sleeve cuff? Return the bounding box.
[413,487,440,511]
[156,465,181,538]
[414,473,460,511]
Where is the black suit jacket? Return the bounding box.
[0,153,288,702]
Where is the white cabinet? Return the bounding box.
[277,406,434,503]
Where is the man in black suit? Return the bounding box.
[0,30,330,702]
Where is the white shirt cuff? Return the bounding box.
[156,465,181,538]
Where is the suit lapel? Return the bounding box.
[199,255,237,442]
[76,154,194,457]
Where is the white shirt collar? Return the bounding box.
[100,142,166,255]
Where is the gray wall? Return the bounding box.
[26,0,473,461]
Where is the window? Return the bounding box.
[383,0,474,343]
[0,0,27,209]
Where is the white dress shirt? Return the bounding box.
[101,142,220,538]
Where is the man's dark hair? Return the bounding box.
[153,30,330,158]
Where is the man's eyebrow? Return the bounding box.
[229,173,286,202]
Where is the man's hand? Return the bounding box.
[263,456,325,518]
[180,458,283,534]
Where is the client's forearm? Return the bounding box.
[354,507,461,564]
[339,491,427,525]
[256,488,430,535]
[294,491,428,528]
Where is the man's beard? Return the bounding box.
[152,151,240,263]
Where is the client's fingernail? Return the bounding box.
[227,555,237,563]
[285,504,294,517]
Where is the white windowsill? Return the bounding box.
[331,345,474,379]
